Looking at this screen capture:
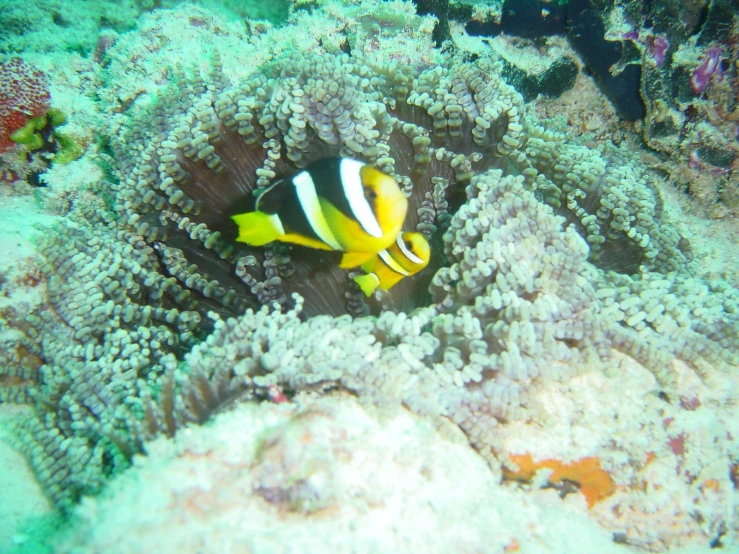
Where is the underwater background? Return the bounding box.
[0,0,738,552]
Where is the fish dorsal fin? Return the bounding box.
[339,250,376,269]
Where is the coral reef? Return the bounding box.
[608,0,739,216]
[494,350,739,551]
[0,57,84,189]
[461,0,739,215]
[0,2,737,551]
[0,57,49,151]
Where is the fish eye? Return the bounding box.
[365,187,377,200]
[405,241,413,251]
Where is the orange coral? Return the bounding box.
[701,479,720,492]
[503,453,615,508]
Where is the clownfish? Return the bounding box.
[352,232,431,296]
[231,157,408,269]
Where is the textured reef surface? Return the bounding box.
[0,1,738,552]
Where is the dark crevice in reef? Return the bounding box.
[464,0,646,121]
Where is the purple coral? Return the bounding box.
[690,46,724,94]
[622,29,640,41]
[646,34,669,67]
[622,30,668,67]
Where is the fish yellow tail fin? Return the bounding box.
[353,273,380,296]
[231,211,283,246]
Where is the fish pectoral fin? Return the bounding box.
[231,211,283,246]
[339,251,376,269]
[353,273,381,297]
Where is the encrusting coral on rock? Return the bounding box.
[0,1,737,550]
[50,392,635,554]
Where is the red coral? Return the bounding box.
[668,433,686,456]
[0,57,50,151]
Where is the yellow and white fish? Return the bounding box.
[232,157,408,269]
[353,232,430,296]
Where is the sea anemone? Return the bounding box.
[111,49,687,324]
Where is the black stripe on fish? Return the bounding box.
[257,175,326,245]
